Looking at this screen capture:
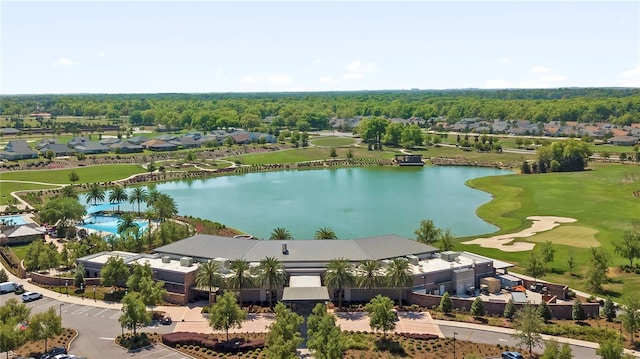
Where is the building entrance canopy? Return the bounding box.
[282,275,330,301]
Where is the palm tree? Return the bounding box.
[228,259,254,306]
[85,183,105,206]
[117,212,138,236]
[60,185,77,199]
[128,187,148,215]
[258,257,285,307]
[146,188,161,207]
[323,258,355,310]
[108,186,128,213]
[196,260,224,305]
[356,260,382,297]
[269,227,293,240]
[314,227,337,240]
[142,208,157,251]
[153,193,178,222]
[386,258,413,308]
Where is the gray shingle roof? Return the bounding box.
[154,234,439,263]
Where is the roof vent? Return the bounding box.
[282,243,288,255]
[180,257,193,267]
[161,256,171,264]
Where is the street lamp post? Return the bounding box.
[65,280,68,297]
[59,303,64,320]
[421,275,426,293]
[80,283,84,300]
[453,331,457,359]
[93,285,96,302]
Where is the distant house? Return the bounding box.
[40,144,76,157]
[228,131,252,144]
[175,136,201,148]
[0,223,46,245]
[608,136,638,146]
[142,139,178,151]
[0,140,39,160]
[185,132,202,140]
[0,128,20,136]
[109,142,144,153]
[127,136,149,145]
[74,141,110,154]
[99,137,122,146]
[155,134,179,142]
[68,137,88,148]
[36,138,60,150]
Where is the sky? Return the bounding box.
[1,1,639,94]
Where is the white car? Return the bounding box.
[22,291,43,302]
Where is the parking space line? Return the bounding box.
[93,308,110,317]
[139,348,167,358]
[62,303,77,312]
[109,311,121,320]
[71,306,93,315]
[36,300,59,309]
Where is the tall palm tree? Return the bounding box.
[386,257,413,308]
[356,260,382,297]
[258,256,285,307]
[323,258,355,310]
[108,186,128,213]
[146,188,161,207]
[142,208,157,251]
[117,212,138,236]
[269,227,293,240]
[196,260,224,305]
[314,227,337,240]
[153,193,178,222]
[85,183,105,206]
[228,259,254,306]
[128,187,148,215]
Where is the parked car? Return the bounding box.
[0,281,18,294]
[160,315,172,325]
[14,284,25,295]
[22,291,43,302]
[502,351,524,359]
[39,347,67,359]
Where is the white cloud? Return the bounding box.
[519,74,568,88]
[531,65,550,73]
[483,79,512,88]
[52,57,79,67]
[617,64,640,87]
[313,59,323,65]
[318,76,333,83]
[239,73,293,85]
[342,72,364,80]
[499,58,511,64]
[97,52,107,57]
[345,60,378,73]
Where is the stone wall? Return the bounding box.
[30,272,101,287]
[408,292,599,320]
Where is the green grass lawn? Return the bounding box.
[310,136,357,147]
[224,146,393,165]
[10,244,30,260]
[462,162,640,297]
[0,182,62,205]
[0,164,145,184]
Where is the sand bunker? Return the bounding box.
[462,216,577,252]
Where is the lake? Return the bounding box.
[151,166,513,239]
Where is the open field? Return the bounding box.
[310,136,357,147]
[224,145,391,165]
[526,225,600,248]
[0,182,61,204]
[464,162,640,296]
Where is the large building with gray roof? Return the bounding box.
[78,234,511,305]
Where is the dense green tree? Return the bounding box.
[572,300,586,321]
[503,298,516,320]
[524,251,547,284]
[512,305,544,356]
[540,240,556,265]
[265,302,304,359]
[258,257,286,307]
[0,298,31,324]
[567,249,576,275]
[228,259,254,306]
[314,227,337,240]
[26,307,62,353]
[85,183,105,205]
[269,227,293,240]
[0,322,25,359]
[470,297,485,317]
[596,339,628,359]
[357,117,389,150]
[39,197,86,228]
[538,300,552,321]
[208,291,247,341]
[620,295,640,344]
[0,269,7,283]
[438,229,455,251]
[74,263,85,288]
[541,339,573,359]
[126,262,154,292]
[386,257,412,307]
[356,260,382,297]
[119,292,151,335]
[537,139,593,172]
[196,260,224,305]
[60,185,77,199]
[128,187,148,215]
[382,122,403,146]
[324,258,355,310]
[603,297,617,322]
[152,193,178,221]
[306,303,344,359]
[68,170,79,184]
[365,295,396,338]
[328,147,337,158]
[613,231,640,268]
[101,256,130,288]
[586,247,610,293]
[414,219,442,245]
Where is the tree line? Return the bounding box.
[3,88,640,132]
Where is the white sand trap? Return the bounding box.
[462,216,577,252]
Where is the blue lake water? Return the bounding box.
[151,166,513,239]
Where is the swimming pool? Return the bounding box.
[78,214,148,236]
[0,215,29,226]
